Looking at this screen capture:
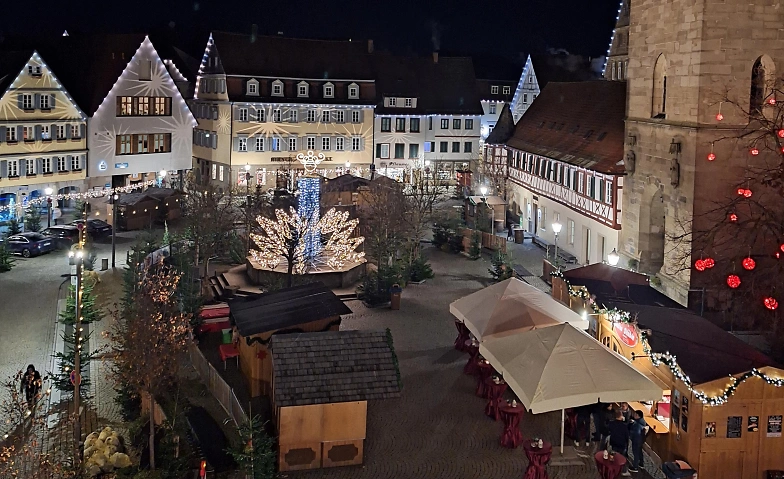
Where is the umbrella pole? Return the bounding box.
[560,408,565,455]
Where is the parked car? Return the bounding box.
[69,219,113,238]
[1,232,56,257]
[41,225,81,249]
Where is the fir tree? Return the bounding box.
[489,250,515,281]
[0,243,15,273]
[468,230,482,259]
[226,416,276,479]
[24,208,41,232]
[4,218,22,238]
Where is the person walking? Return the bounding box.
[594,402,614,446]
[619,402,633,423]
[507,221,514,241]
[628,409,649,473]
[21,364,42,408]
[575,405,592,447]
[608,410,631,476]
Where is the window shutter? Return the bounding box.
[17,94,23,109]
[116,96,122,113]
[0,127,5,142]
[17,126,23,141]
[375,143,381,158]
[0,160,6,177]
[19,159,26,176]
[34,93,40,109]
[233,136,240,151]
[50,94,56,109]
[36,158,43,173]
[212,133,217,149]
[51,124,57,138]
[65,155,72,171]
[360,138,365,151]
[79,124,85,138]
[213,107,218,120]
[34,125,41,140]
[65,125,71,139]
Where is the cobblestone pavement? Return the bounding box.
[287,244,661,479]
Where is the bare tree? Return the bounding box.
[357,181,408,268]
[401,168,448,263]
[475,151,508,199]
[109,260,191,470]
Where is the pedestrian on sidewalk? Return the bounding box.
[593,402,613,445]
[608,410,631,475]
[21,364,42,408]
[628,409,649,473]
[507,221,514,241]
[52,206,62,225]
[574,405,592,447]
[620,401,633,423]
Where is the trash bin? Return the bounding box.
[101,258,109,271]
[221,329,232,344]
[514,228,525,244]
[768,471,784,479]
[389,283,402,310]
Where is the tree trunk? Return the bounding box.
[149,391,156,470]
[287,260,294,288]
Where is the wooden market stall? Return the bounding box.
[228,282,352,397]
[108,187,183,230]
[552,264,784,479]
[270,330,401,471]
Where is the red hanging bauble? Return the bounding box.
[695,259,706,271]
[729,213,738,222]
[743,189,753,198]
[750,148,760,156]
[764,296,779,310]
[742,257,756,270]
[727,275,741,289]
[737,188,746,196]
[779,129,784,138]
[703,257,715,269]
[780,243,784,252]
[707,152,716,161]
[769,98,777,105]
[716,113,724,121]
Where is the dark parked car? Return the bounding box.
[41,225,81,249]
[69,219,113,238]
[1,232,56,257]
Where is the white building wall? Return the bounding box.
[373,114,426,180]
[480,100,505,140]
[87,37,196,186]
[507,181,621,265]
[510,56,541,123]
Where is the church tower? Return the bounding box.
[620,0,784,306]
[603,0,630,81]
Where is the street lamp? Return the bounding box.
[159,169,167,178]
[45,187,53,228]
[345,160,351,174]
[479,186,495,235]
[244,164,251,255]
[608,248,620,266]
[111,192,119,268]
[552,222,562,271]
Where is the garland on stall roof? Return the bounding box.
[0,180,156,213]
[551,271,784,405]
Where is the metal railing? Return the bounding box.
[188,342,248,426]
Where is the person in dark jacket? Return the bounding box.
[21,364,42,407]
[608,411,631,475]
[575,405,592,447]
[594,402,614,445]
[628,409,649,472]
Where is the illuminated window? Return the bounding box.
[238,137,247,152]
[491,86,499,94]
[153,133,167,152]
[322,136,331,150]
[239,108,248,122]
[352,136,361,151]
[137,97,149,115]
[352,110,361,123]
[335,137,344,151]
[137,135,149,153]
[22,94,33,110]
[255,137,265,151]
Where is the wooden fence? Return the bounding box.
[460,228,507,253]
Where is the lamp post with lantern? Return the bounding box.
[552,221,562,271]
[608,248,620,267]
[244,163,251,254]
[480,185,495,236]
[45,187,53,228]
[111,191,119,268]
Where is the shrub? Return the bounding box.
[357,265,403,306]
[0,244,15,273]
[468,230,482,259]
[408,254,434,282]
[489,250,515,281]
[24,208,42,232]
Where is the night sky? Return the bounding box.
[2,0,619,62]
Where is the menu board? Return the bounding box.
[672,404,681,431]
[727,416,742,438]
[704,422,716,438]
[681,414,688,432]
[681,397,689,415]
[748,416,759,432]
[768,415,782,438]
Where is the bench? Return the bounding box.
[532,236,579,265]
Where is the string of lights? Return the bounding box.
[0,180,155,214]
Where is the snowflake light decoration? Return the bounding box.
[297,150,326,174]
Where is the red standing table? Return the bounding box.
[454,320,471,352]
[594,451,626,479]
[484,377,507,420]
[523,440,552,479]
[463,343,480,375]
[475,360,494,397]
[499,402,525,448]
[564,408,577,440]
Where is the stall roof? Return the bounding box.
[271,330,401,407]
[229,282,352,337]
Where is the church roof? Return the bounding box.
[506,81,626,175]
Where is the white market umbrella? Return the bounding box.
[480,323,662,452]
[450,278,589,341]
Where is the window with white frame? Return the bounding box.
[26,159,35,175]
[605,179,613,204]
[489,104,497,114]
[41,125,51,140]
[239,108,248,122]
[42,157,52,174]
[255,136,265,151]
[8,160,18,176]
[352,136,361,151]
[22,94,33,110]
[404,98,412,107]
[503,86,511,94]
[272,137,281,151]
[352,110,360,123]
[257,108,266,122]
[119,135,132,154]
[23,126,34,141]
[71,155,81,170]
[58,156,67,172]
[307,109,316,122]
[307,136,315,150]
[491,86,499,94]
[321,110,330,122]
[290,110,298,122]
[348,83,359,99]
[298,82,309,97]
[273,109,282,122]
[335,137,345,151]
[465,119,473,130]
[7,126,17,142]
[568,219,575,244]
[289,137,297,151]
[335,110,344,123]
[238,137,248,152]
[40,94,50,109]
[440,119,448,129]
[219,165,224,181]
[212,163,217,179]
[323,83,334,98]
[388,97,397,107]
[578,171,584,193]
[272,80,283,96]
[322,136,331,150]
[247,80,258,95]
[523,94,528,103]
[379,143,390,158]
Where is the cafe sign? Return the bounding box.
[614,322,639,347]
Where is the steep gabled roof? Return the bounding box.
[271,330,401,407]
[0,50,36,95]
[210,31,374,80]
[485,103,515,145]
[373,54,483,115]
[506,81,626,174]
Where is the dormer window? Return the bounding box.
[323,82,334,98]
[247,79,259,96]
[298,81,309,97]
[348,83,359,99]
[389,97,397,107]
[28,65,42,76]
[404,98,413,107]
[272,80,284,97]
[503,86,511,95]
[491,85,499,94]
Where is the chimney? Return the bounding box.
[251,24,258,43]
[367,39,374,54]
[432,51,439,63]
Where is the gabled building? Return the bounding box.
[503,81,627,265]
[472,55,519,141]
[372,53,483,182]
[602,0,631,81]
[191,32,376,191]
[0,50,88,220]
[509,56,541,124]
